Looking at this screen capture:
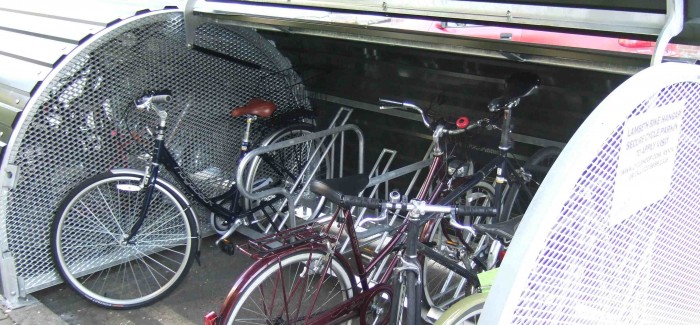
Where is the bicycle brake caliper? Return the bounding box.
[394,256,422,285]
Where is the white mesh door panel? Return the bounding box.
[482,62,700,325]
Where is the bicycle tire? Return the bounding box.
[223,250,354,325]
[501,146,561,221]
[422,182,495,313]
[51,170,198,309]
[433,292,487,325]
[245,123,331,232]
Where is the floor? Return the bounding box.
[27,235,248,325]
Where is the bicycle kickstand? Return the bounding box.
[216,219,244,255]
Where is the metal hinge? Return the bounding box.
[1,165,18,189]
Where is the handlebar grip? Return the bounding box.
[136,90,172,106]
[342,195,383,209]
[454,206,498,217]
[151,94,172,103]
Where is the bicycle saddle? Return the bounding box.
[310,174,369,206]
[231,98,277,118]
[474,215,523,241]
[488,72,540,112]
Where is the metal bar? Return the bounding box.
[366,158,432,189]
[355,149,396,218]
[184,0,202,47]
[651,0,684,66]
[191,10,648,74]
[260,108,354,231]
[198,1,666,36]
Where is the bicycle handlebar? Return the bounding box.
[379,98,432,128]
[341,194,497,217]
[378,98,472,134]
[135,91,172,125]
[135,91,172,109]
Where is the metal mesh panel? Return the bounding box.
[483,63,700,324]
[2,11,310,293]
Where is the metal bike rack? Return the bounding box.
[235,122,365,237]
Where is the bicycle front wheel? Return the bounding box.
[51,171,198,309]
[223,250,354,325]
[433,292,487,325]
[422,182,495,312]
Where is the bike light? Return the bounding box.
[204,311,218,325]
[456,116,470,129]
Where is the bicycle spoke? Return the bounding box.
[94,186,127,235]
[77,200,121,242]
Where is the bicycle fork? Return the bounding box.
[391,216,423,325]
[125,109,169,244]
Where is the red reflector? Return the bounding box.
[204,311,218,325]
[456,116,470,129]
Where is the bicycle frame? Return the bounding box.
[124,112,299,241]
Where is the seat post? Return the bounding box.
[241,115,256,152]
[498,106,515,152]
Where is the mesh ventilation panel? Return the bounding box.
[1,11,310,293]
[482,63,700,324]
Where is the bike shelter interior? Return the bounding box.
[0,0,697,314]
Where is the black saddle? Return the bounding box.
[488,72,540,112]
[474,215,522,241]
[310,174,369,206]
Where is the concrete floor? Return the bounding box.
[27,235,249,325]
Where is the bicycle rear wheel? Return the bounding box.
[502,146,561,221]
[422,182,495,313]
[51,171,198,309]
[245,123,331,233]
[223,250,354,324]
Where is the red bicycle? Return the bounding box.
[205,72,559,324]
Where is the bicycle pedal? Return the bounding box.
[218,239,236,256]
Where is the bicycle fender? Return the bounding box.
[108,168,202,253]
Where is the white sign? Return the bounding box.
[611,100,685,224]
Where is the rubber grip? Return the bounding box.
[455,206,498,216]
[151,95,172,103]
[342,195,383,209]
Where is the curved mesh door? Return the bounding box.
[482,62,700,324]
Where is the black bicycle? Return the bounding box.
[50,91,329,309]
[381,72,561,316]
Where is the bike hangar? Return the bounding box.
[0,0,697,316]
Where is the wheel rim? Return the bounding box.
[227,252,353,325]
[54,175,193,307]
